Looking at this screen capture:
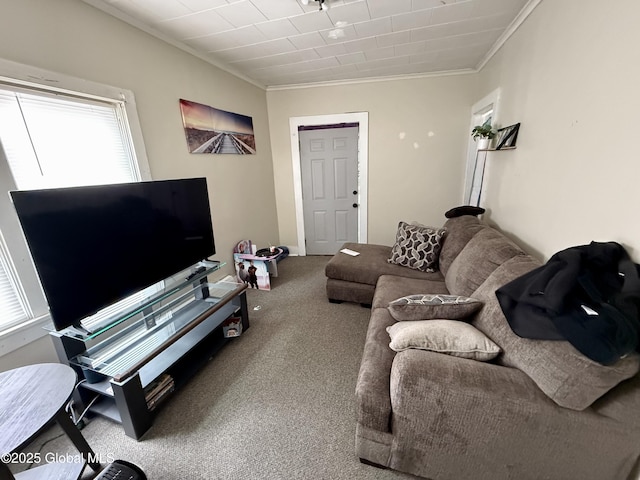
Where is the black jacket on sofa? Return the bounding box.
[496,241,640,365]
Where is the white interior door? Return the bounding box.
[299,126,359,255]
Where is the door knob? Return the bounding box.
[353,190,358,195]
[353,203,358,208]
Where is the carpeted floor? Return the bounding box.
[16,256,415,479]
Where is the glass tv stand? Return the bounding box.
[49,260,249,440]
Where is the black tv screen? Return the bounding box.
[10,178,215,331]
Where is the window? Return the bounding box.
[0,73,149,339]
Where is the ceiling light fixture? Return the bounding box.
[301,0,329,11]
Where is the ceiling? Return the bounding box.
[83,0,537,89]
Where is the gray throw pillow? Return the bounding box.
[386,320,501,361]
[388,221,446,272]
[388,294,483,321]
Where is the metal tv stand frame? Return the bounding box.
[49,261,249,440]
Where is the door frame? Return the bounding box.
[463,89,501,204]
[289,112,368,256]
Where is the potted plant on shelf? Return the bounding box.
[471,121,496,150]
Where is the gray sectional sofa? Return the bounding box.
[325,215,640,480]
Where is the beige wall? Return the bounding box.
[267,75,478,247]
[0,0,278,369]
[474,0,640,261]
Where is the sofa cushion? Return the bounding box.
[445,227,525,297]
[387,294,482,321]
[372,275,447,309]
[326,242,442,287]
[471,255,640,410]
[388,221,447,272]
[438,215,486,276]
[386,320,501,361]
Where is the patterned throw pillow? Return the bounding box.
[388,294,483,321]
[388,221,447,272]
[386,320,501,361]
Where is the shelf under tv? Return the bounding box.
[49,262,249,440]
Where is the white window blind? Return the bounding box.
[0,236,28,328]
[0,83,143,332]
[0,88,138,190]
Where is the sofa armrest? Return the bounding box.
[355,307,396,432]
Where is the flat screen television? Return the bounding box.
[10,178,215,331]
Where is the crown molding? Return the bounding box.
[475,0,543,71]
[266,68,477,91]
[81,0,266,90]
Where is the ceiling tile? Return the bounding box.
[320,25,357,43]
[430,1,474,25]
[314,43,349,58]
[160,10,234,39]
[394,40,428,56]
[296,56,341,72]
[289,12,334,33]
[342,36,378,53]
[470,0,529,16]
[357,55,409,71]
[289,11,335,34]
[188,25,266,51]
[214,38,297,61]
[409,50,439,64]
[366,0,412,19]
[254,18,300,40]
[411,0,446,11]
[337,52,367,65]
[216,0,268,28]
[327,1,371,25]
[331,63,359,75]
[411,22,461,42]
[249,0,306,20]
[364,45,395,61]
[391,9,432,31]
[376,30,411,48]
[353,17,392,37]
[289,32,327,49]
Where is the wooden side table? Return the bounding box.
[0,363,102,480]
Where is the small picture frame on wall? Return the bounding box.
[495,123,520,150]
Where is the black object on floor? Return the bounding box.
[94,459,147,480]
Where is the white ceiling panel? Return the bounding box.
[84,0,539,87]
[250,0,306,20]
[366,0,412,19]
[216,1,269,28]
[353,17,392,37]
[337,52,367,65]
[289,32,328,49]
[376,31,411,48]
[392,10,432,32]
[327,1,371,25]
[160,11,234,40]
[314,43,349,58]
[255,18,301,39]
[343,36,378,53]
[364,45,395,61]
[430,2,475,26]
[288,11,336,33]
